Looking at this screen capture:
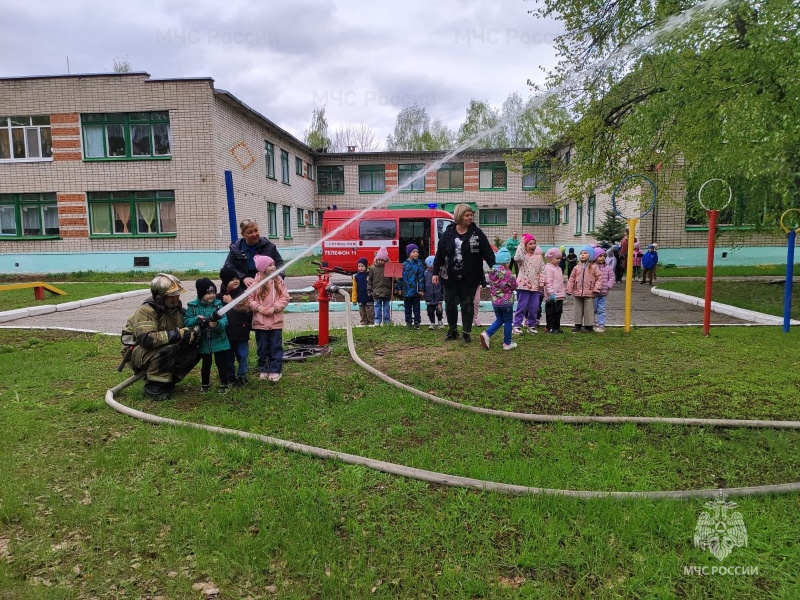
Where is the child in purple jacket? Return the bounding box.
[480,247,518,351]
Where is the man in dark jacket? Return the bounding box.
[432,204,495,343]
[223,218,285,286]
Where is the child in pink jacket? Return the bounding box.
[248,255,290,382]
[593,248,615,332]
[566,246,602,333]
[543,247,566,333]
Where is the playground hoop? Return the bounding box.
[611,174,657,220]
[697,178,732,212]
[779,208,800,234]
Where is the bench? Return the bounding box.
[0,281,67,300]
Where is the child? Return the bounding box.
[512,233,545,335]
[558,246,567,273]
[367,247,393,326]
[632,242,644,280]
[398,243,425,328]
[593,248,615,333]
[423,255,443,329]
[566,246,601,332]
[247,255,290,382]
[640,243,659,285]
[184,278,231,394]
[566,247,579,278]
[543,247,566,333]
[352,257,374,326]
[218,266,252,386]
[480,247,518,350]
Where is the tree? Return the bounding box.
[330,123,379,152]
[526,0,800,223]
[113,56,132,73]
[456,99,507,148]
[386,105,430,151]
[303,106,331,152]
[594,209,627,244]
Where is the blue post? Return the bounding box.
[784,229,796,332]
[225,170,237,243]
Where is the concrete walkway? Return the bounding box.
[0,276,793,335]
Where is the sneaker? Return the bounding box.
[268,373,282,382]
[512,327,523,335]
[572,325,582,332]
[527,327,538,334]
[259,373,268,380]
[405,323,412,328]
[582,326,594,333]
[218,385,229,395]
[413,324,420,330]
[479,331,490,350]
[200,385,210,394]
[462,332,471,343]
[437,321,444,328]
[595,325,605,332]
[428,324,436,330]
[553,329,564,334]
[502,342,518,350]
[445,329,459,341]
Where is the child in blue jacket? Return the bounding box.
[640,243,659,286]
[398,243,426,328]
[185,278,230,394]
[423,255,443,329]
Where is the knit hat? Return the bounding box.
[648,244,655,250]
[195,277,216,297]
[568,247,575,254]
[219,266,238,288]
[560,246,566,252]
[425,255,435,268]
[545,247,561,261]
[522,233,536,246]
[254,254,275,273]
[495,247,512,265]
[406,243,419,256]
[534,246,543,256]
[357,257,369,268]
[375,246,389,261]
[652,243,658,250]
[593,248,606,261]
[580,246,594,259]
[634,242,640,249]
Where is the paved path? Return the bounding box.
[0,276,767,335]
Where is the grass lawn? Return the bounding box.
[658,279,799,320]
[0,283,147,312]
[1,325,799,598]
[657,264,798,278]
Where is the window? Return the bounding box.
[265,142,275,179]
[684,180,767,229]
[562,205,570,223]
[359,165,386,193]
[295,157,303,176]
[307,210,316,227]
[575,202,583,234]
[0,193,59,237]
[479,209,507,226]
[437,163,464,191]
[587,195,596,233]
[267,202,278,236]
[564,149,571,165]
[522,208,552,225]
[283,205,292,238]
[0,116,52,161]
[360,220,396,239]
[306,162,314,180]
[479,162,507,190]
[522,161,552,190]
[398,163,425,192]
[317,210,324,228]
[87,190,176,236]
[280,150,290,184]
[297,207,305,227]
[318,166,344,193]
[82,112,170,160]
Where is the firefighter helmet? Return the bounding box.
[150,273,186,298]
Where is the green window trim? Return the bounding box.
[282,205,292,238]
[436,163,464,191]
[280,150,290,185]
[0,192,59,238]
[478,208,508,226]
[358,164,386,193]
[296,207,305,227]
[295,156,304,176]
[521,161,552,190]
[562,205,570,224]
[265,141,276,179]
[318,166,345,194]
[521,207,552,225]
[398,163,425,192]
[87,190,177,236]
[575,202,583,235]
[307,162,314,180]
[267,202,278,236]
[82,112,171,161]
[587,195,596,233]
[479,162,508,191]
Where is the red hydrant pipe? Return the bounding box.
[312,274,331,346]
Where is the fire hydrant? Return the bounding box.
[312,274,331,346]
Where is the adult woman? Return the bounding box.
[432,204,495,343]
[223,218,285,287]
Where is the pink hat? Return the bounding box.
[375,246,389,261]
[522,233,536,246]
[254,255,275,273]
[544,247,561,260]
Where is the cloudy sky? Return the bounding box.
[2,0,563,147]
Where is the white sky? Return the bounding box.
[0,0,564,146]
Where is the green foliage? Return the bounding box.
[457,99,506,148]
[303,106,332,151]
[594,209,628,243]
[385,105,455,151]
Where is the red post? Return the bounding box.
[312,274,331,346]
[34,285,45,300]
[703,210,719,336]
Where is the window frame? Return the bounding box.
[306,161,314,180]
[587,194,596,233]
[575,202,583,235]
[521,161,552,190]
[0,116,53,162]
[267,202,278,237]
[436,162,465,192]
[478,208,508,226]
[479,162,508,191]
[295,156,304,176]
[265,142,276,179]
[297,207,306,228]
[282,205,292,239]
[280,150,290,185]
[358,164,386,193]
[0,192,59,239]
[398,163,425,192]
[87,190,177,237]
[317,165,345,194]
[522,207,552,225]
[562,205,570,224]
[81,112,171,161]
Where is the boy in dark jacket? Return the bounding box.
[218,267,252,386]
[352,258,374,326]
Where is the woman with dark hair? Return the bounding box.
[223,218,285,287]
[432,204,495,343]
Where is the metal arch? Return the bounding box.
[697,178,733,212]
[611,174,657,220]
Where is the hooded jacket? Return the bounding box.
[184,298,230,354]
[432,222,495,288]
[566,261,602,297]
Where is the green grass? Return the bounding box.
[1,326,799,598]
[0,283,146,311]
[657,263,798,277]
[658,279,799,320]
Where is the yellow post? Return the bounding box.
[624,218,639,333]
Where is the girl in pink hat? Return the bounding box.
[512,234,545,334]
[248,255,290,382]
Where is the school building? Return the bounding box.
[0,72,793,274]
